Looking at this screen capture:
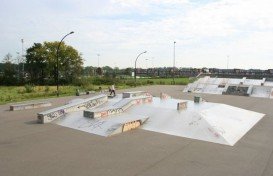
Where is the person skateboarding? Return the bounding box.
[110,84,116,96]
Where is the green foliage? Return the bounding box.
[96,67,103,76]
[24,84,35,93]
[1,53,17,85]
[146,80,154,85]
[159,81,166,85]
[0,77,190,104]
[25,41,84,85]
[45,85,50,92]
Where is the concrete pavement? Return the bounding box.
[1,85,273,176]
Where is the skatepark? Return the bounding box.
[184,76,273,99]
[1,85,273,176]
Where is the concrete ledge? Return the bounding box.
[177,101,187,110]
[122,91,151,98]
[76,91,96,96]
[10,101,52,111]
[37,94,108,123]
[160,92,171,99]
[84,96,153,118]
[108,117,149,136]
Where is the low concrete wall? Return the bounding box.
[109,117,149,136]
[10,101,52,111]
[37,94,108,123]
[177,101,187,110]
[122,91,151,98]
[84,96,153,118]
[160,92,171,99]
[76,91,96,96]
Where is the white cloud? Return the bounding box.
[1,0,273,69]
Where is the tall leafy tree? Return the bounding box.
[25,41,84,84]
[1,53,17,85]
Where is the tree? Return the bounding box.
[124,67,133,76]
[102,66,113,78]
[96,67,103,76]
[83,66,95,76]
[25,41,84,85]
[25,43,47,84]
[1,53,17,85]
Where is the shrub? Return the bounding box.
[147,80,154,85]
[45,85,50,92]
[125,80,142,87]
[24,84,35,93]
[159,81,166,85]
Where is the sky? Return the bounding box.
[1,0,273,69]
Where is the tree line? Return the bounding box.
[0,41,133,86]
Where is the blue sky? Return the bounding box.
[1,0,273,69]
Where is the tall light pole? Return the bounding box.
[173,41,176,84]
[21,39,24,78]
[16,52,20,81]
[56,31,74,97]
[134,51,147,85]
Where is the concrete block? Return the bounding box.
[177,101,188,110]
[160,92,171,99]
[122,91,151,98]
[84,96,153,118]
[194,96,204,103]
[10,101,52,111]
[37,94,107,123]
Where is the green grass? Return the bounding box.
[136,77,189,85]
[0,77,190,104]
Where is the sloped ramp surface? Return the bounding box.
[54,112,148,136]
[52,95,264,146]
[139,101,264,146]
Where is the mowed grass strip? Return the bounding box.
[0,77,190,104]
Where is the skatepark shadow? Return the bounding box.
[24,120,40,125]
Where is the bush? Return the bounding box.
[73,77,92,87]
[147,80,154,85]
[84,84,95,91]
[92,77,114,85]
[24,84,35,93]
[45,85,50,92]
[159,81,166,85]
[125,80,142,87]
[176,81,188,85]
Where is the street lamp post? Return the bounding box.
[134,51,147,85]
[56,31,74,97]
[21,39,24,78]
[172,41,176,84]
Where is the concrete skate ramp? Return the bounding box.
[53,95,264,146]
[37,94,107,123]
[83,96,152,118]
[250,86,271,98]
[185,76,273,99]
[130,98,264,146]
[54,112,148,136]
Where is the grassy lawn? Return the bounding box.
[136,77,189,85]
[0,77,190,104]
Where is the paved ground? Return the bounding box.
[1,85,273,176]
